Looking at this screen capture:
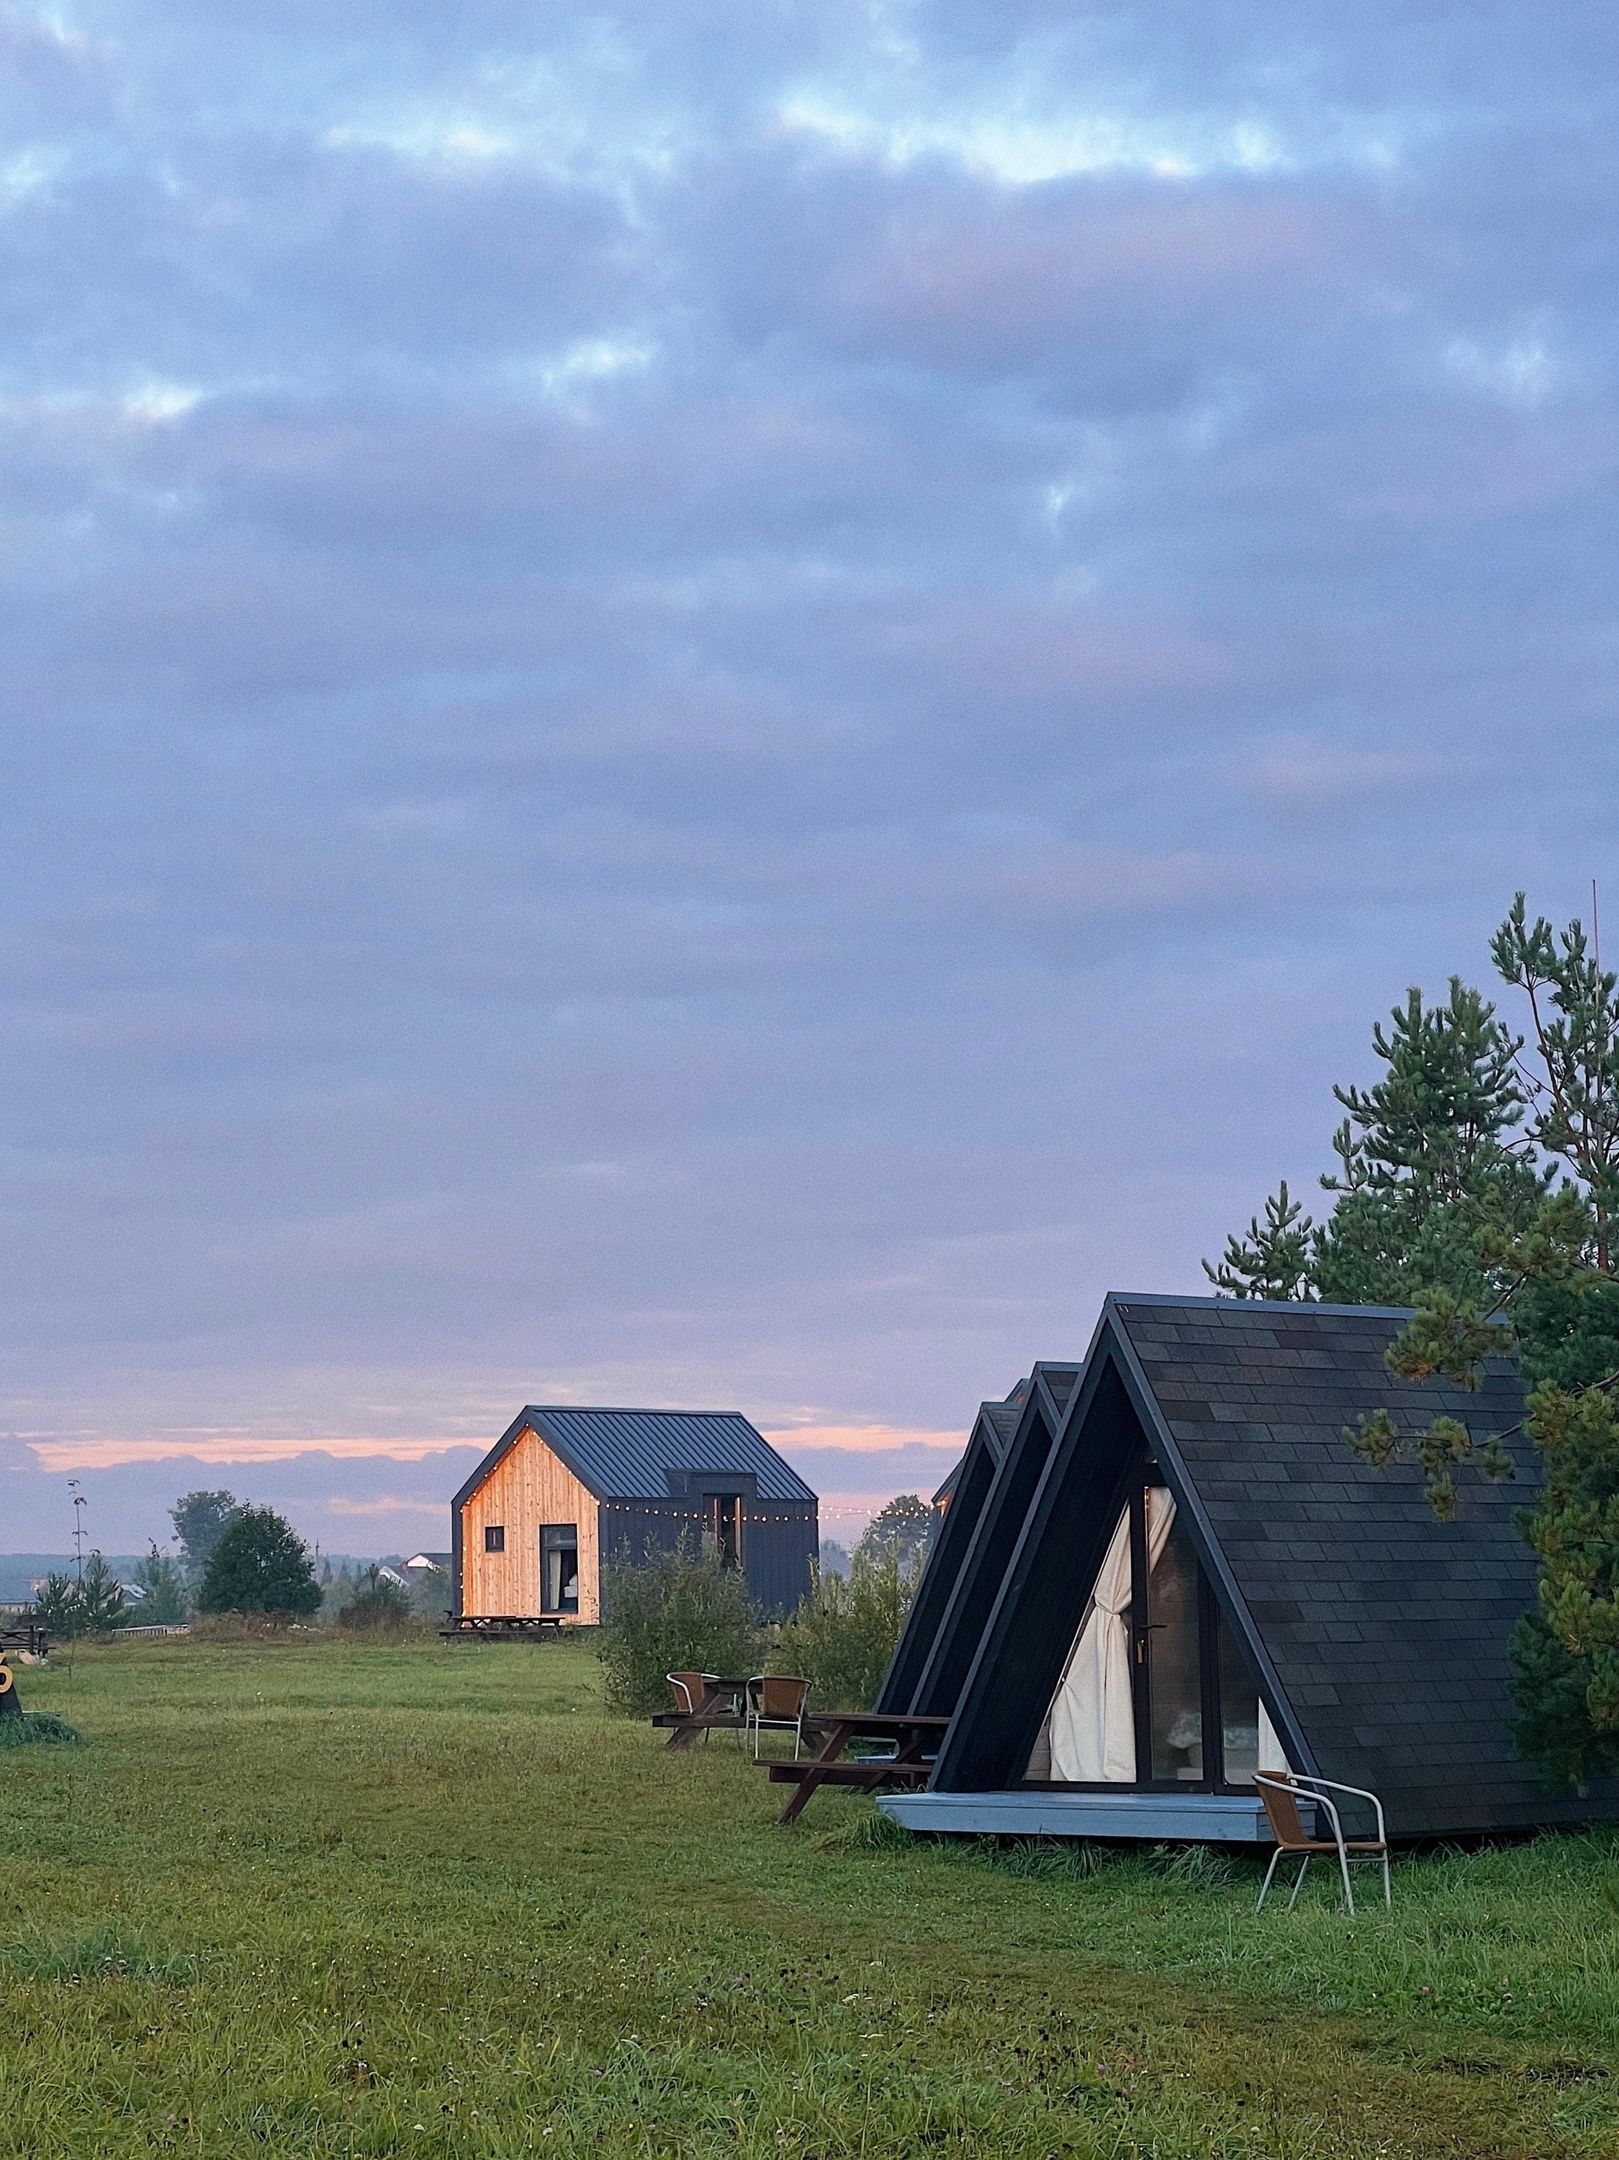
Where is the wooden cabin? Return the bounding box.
[876,1294,1619,1843]
[453,1405,818,1624]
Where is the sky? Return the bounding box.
[2,0,1618,1557]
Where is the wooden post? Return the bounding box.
[0,1654,20,1719]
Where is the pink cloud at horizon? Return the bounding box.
[20,1421,966,1475]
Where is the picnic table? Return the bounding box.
[650,1675,750,1749]
[758,1710,951,1823]
[439,1614,563,1641]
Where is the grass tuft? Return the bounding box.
[3,1925,197,1985]
[0,1710,81,1748]
[811,1800,914,1852]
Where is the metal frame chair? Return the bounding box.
[666,1671,706,1716]
[745,1674,810,1761]
[1255,1771,1391,1915]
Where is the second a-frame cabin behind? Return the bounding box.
[878,1294,1619,1843]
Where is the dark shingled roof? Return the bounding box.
[1110,1294,1574,1834]
[924,1293,1619,1837]
[458,1406,816,1508]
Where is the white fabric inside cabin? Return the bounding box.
[1044,1487,1176,1783]
[1030,1488,1294,1784]
[1258,1702,1287,1772]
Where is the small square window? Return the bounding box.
[484,1524,505,1553]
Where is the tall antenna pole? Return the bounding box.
[68,1478,86,1581]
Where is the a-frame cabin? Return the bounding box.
[880,1293,1619,1842]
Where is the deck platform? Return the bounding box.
[875,1789,1271,1842]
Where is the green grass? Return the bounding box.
[5,1642,1619,2157]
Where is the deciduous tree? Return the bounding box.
[197,1507,320,1617]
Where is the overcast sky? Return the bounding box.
[2,1,1616,1555]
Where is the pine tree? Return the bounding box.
[29,1571,83,1638]
[1204,979,1542,1307]
[1202,1182,1316,1300]
[129,1544,190,1625]
[75,1552,126,1634]
[1343,900,1619,1786]
[1313,978,1543,1306]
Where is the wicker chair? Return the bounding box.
[1255,1771,1391,1915]
[744,1675,810,1761]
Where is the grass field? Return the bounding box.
[6,1640,1619,2158]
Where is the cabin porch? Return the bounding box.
[876,1789,1270,1841]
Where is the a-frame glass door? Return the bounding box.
[1141,1504,1205,1782]
[1028,1468,1270,1791]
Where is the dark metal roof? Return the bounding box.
[456,1405,816,1508]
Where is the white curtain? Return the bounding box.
[1044,1488,1177,1783]
[1258,1701,1289,1773]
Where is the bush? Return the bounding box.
[773,1555,915,1711]
[197,1507,321,1617]
[0,1712,82,1749]
[335,1566,415,1632]
[596,1537,762,1716]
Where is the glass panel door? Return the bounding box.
[706,1494,742,1569]
[1216,1605,1260,1784]
[1146,1510,1204,1782]
[541,1524,579,1613]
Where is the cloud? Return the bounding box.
[1,0,1618,1542]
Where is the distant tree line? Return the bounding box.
[28,1485,443,1637]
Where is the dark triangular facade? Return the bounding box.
[885,1294,1619,1840]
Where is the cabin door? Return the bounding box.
[541,1524,580,1615]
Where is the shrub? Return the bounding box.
[0,1711,82,1749]
[596,1536,762,1716]
[335,1566,415,1632]
[197,1507,321,1617]
[773,1554,915,1711]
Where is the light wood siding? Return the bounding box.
[460,1427,600,1623]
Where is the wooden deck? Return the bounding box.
[875,1789,1272,1842]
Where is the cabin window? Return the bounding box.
[705,1494,742,1570]
[542,1524,579,1614]
[484,1525,505,1553]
